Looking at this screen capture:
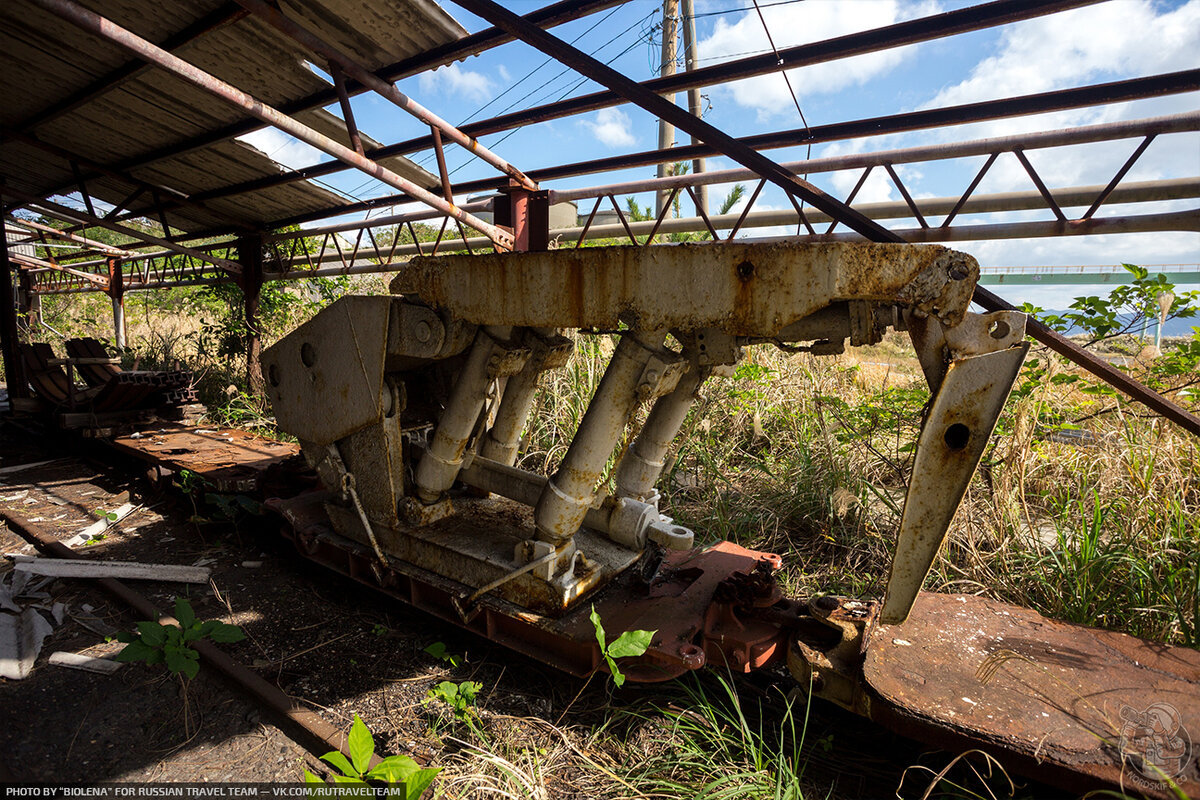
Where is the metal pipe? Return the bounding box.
[614,363,706,501]
[27,0,514,252]
[414,326,514,502]
[534,329,667,543]
[233,0,536,191]
[481,328,562,466]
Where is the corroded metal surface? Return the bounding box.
[866,592,1200,798]
[111,423,299,492]
[392,242,979,335]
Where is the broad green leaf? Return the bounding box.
[405,767,440,800]
[605,653,626,688]
[164,626,183,646]
[115,630,136,643]
[606,629,655,659]
[174,597,196,629]
[303,769,324,785]
[165,647,196,678]
[588,605,606,650]
[367,755,419,783]
[347,714,374,776]
[136,621,167,647]
[145,648,165,665]
[196,620,220,637]
[320,750,356,778]
[209,623,245,643]
[114,639,156,663]
[423,642,447,660]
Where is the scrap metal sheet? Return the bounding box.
[866,592,1200,798]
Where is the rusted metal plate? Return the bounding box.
[392,242,978,336]
[111,423,299,492]
[269,490,788,682]
[865,592,1200,798]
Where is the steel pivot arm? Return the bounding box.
[880,310,1030,624]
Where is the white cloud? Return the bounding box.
[237,129,324,171]
[928,1,1200,110]
[419,63,495,103]
[698,0,940,120]
[581,107,637,148]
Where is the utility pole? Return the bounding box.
[680,0,707,217]
[655,0,678,218]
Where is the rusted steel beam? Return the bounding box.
[233,0,537,191]
[16,0,624,211]
[28,0,514,252]
[6,188,243,275]
[6,217,143,261]
[110,0,1111,223]
[329,63,365,157]
[9,252,110,288]
[3,1,249,138]
[0,129,254,231]
[267,74,1200,230]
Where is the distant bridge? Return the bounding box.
[979,264,1200,286]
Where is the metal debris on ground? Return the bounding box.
[8,555,212,584]
[48,651,123,674]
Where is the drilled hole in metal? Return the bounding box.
[268,364,280,387]
[944,423,970,451]
[988,320,1010,340]
[300,342,316,368]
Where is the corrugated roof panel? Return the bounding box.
[1,0,467,233]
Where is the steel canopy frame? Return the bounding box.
[27,0,517,252]
[447,0,1200,437]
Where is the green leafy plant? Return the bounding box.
[115,597,244,679]
[426,679,481,722]
[423,640,463,668]
[304,713,439,797]
[589,606,655,688]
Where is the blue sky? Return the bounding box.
[239,0,1200,309]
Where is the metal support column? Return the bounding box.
[0,211,28,399]
[238,234,265,396]
[679,0,707,216]
[106,256,126,349]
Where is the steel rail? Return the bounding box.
[0,509,377,772]
[5,189,244,275]
[9,0,627,217]
[452,0,1200,437]
[267,71,1200,231]
[165,0,1113,221]
[232,0,537,191]
[27,0,515,252]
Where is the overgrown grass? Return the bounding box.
[523,330,1200,649]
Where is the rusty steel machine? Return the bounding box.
[261,242,1198,797]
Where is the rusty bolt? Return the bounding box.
[414,320,433,343]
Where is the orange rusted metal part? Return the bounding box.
[112,423,300,493]
[865,592,1200,799]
